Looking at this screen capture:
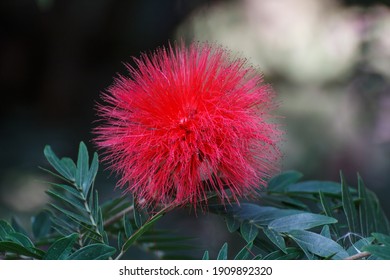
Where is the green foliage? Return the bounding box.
[0,144,389,260]
[203,242,255,260]
[363,233,390,259]
[263,228,286,253]
[288,230,348,259]
[43,142,107,246]
[240,222,258,243]
[209,170,390,260]
[341,173,359,242]
[44,233,79,260]
[67,244,116,260]
[0,220,45,259]
[268,213,337,232]
[217,242,228,260]
[0,142,194,260]
[202,250,209,260]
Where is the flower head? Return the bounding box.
[94,42,281,206]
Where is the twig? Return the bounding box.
[344,251,371,260]
[115,202,178,260]
[103,205,135,227]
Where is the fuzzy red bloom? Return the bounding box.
[94,42,281,206]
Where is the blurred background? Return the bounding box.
[1,0,390,258]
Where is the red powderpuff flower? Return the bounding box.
[94,42,281,207]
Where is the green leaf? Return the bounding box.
[372,233,390,245]
[363,244,390,260]
[75,142,89,193]
[32,211,52,239]
[319,191,340,236]
[240,222,258,243]
[268,213,337,233]
[0,220,15,240]
[215,203,302,226]
[284,181,345,195]
[60,157,76,181]
[117,231,124,249]
[123,214,133,238]
[84,152,99,196]
[262,195,310,210]
[0,241,44,259]
[341,172,359,237]
[44,145,73,181]
[50,203,91,225]
[11,218,29,237]
[92,190,99,222]
[83,229,104,243]
[217,242,228,260]
[267,170,303,192]
[263,248,303,260]
[6,232,34,248]
[320,225,331,239]
[253,235,278,254]
[358,174,372,236]
[68,244,116,260]
[50,216,74,236]
[289,230,349,259]
[98,209,107,243]
[133,207,148,228]
[234,242,253,260]
[44,233,78,260]
[374,202,390,235]
[319,191,333,217]
[88,188,94,215]
[263,228,287,253]
[46,189,85,212]
[50,183,83,199]
[347,237,374,255]
[225,216,240,233]
[202,250,209,260]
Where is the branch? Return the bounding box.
[344,251,371,260]
[103,198,146,227]
[103,205,135,227]
[115,202,179,260]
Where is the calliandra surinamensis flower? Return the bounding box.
[94,42,282,207]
